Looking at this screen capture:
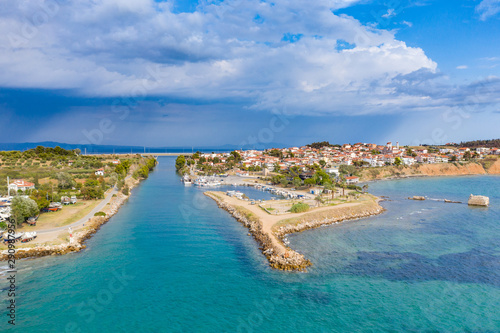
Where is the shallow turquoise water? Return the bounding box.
[2,158,499,332]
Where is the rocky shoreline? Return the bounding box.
[0,177,141,262]
[205,192,384,272]
[273,201,385,238]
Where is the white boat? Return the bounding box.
[21,232,37,243]
[194,177,221,187]
[182,175,192,185]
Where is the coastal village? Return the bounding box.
[177,140,500,184]
[174,140,499,270]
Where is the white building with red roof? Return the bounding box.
[9,179,35,192]
[345,176,359,184]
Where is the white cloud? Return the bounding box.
[0,0,442,116]
[456,65,468,70]
[402,21,413,27]
[382,9,396,19]
[476,0,500,20]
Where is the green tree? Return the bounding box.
[268,149,283,158]
[273,162,281,173]
[175,155,186,171]
[30,190,50,210]
[293,177,302,188]
[339,165,356,176]
[319,160,326,167]
[315,170,331,185]
[136,165,150,178]
[464,151,472,160]
[81,186,104,200]
[304,178,316,187]
[280,177,288,187]
[230,151,242,162]
[11,197,39,225]
[324,182,335,201]
[56,172,76,189]
[394,157,402,166]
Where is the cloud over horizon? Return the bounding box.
[0,0,444,115]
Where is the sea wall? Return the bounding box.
[204,192,312,271]
[273,200,385,238]
[205,192,385,272]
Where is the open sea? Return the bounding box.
[1,157,499,332]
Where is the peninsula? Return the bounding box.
[205,188,384,271]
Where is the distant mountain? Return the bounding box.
[0,141,288,154]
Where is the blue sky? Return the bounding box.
[0,0,499,147]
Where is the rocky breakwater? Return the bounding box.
[274,201,385,239]
[204,192,312,272]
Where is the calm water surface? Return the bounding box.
[2,158,499,332]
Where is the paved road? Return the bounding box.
[37,187,119,234]
[37,174,132,235]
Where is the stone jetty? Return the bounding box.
[205,192,385,272]
[205,192,312,271]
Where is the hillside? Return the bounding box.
[360,159,500,181]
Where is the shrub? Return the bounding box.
[291,203,310,213]
[94,211,106,217]
[122,186,129,195]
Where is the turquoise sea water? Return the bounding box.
[2,157,499,332]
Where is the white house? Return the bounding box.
[325,167,340,176]
[345,176,360,184]
[95,168,105,176]
[9,179,35,192]
[402,157,416,166]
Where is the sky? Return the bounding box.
[0,0,499,148]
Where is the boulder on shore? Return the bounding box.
[410,196,426,201]
[468,194,489,207]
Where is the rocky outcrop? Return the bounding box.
[468,194,489,207]
[409,196,426,201]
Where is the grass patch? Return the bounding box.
[34,200,101,229]
[290,203,310,213]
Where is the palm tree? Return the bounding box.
[340,181,346,197]
[314,195,323,207]
[323,183,332,203]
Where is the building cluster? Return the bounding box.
[197,141,500,174]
